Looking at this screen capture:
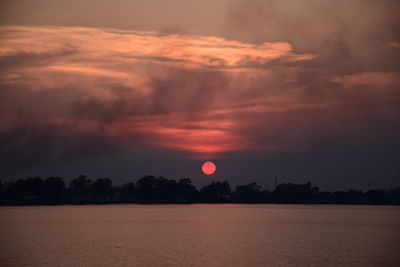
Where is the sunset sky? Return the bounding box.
[0,0,399,190]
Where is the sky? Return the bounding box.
[0,0,399,190]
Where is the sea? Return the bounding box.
[0,204,399,266]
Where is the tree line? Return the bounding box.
[0,175,399,205]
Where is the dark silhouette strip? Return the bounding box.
[1,175,399,205]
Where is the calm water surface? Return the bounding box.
[0,204,399,266]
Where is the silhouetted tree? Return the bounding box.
[318,191,334,203]
[155,177,178,202]
[201,181,231,202]
[273,182,318,203]
[120,182,136,202]
[0,181,5,203]
[1,175,399,205]
[177,178,199,202]
[233,183,263,203]
[92,178,113,199]
[260,189,273,203]
[10,177,43,202]
[43,176,65,202]
[136,175,157,202]
[69,175,91,196]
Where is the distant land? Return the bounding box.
[1,175,399,205]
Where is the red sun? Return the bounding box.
[202,161,216,175]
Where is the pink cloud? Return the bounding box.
[1,25,399,159]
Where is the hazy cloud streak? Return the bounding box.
[0,24,399,181]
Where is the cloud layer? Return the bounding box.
[0,23,399,188]
[0,26,316,155]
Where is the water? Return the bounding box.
[0,204,399,266]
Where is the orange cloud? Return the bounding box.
[1,25,398,160]
[331,72,399,88]
[0,25,316,69]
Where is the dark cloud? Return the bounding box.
[72,67,229,121]
[226,0,400,74]
[148,68,229,115]
[0,112,117,177]
[0,1,399,189]
[0,49,76,70]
